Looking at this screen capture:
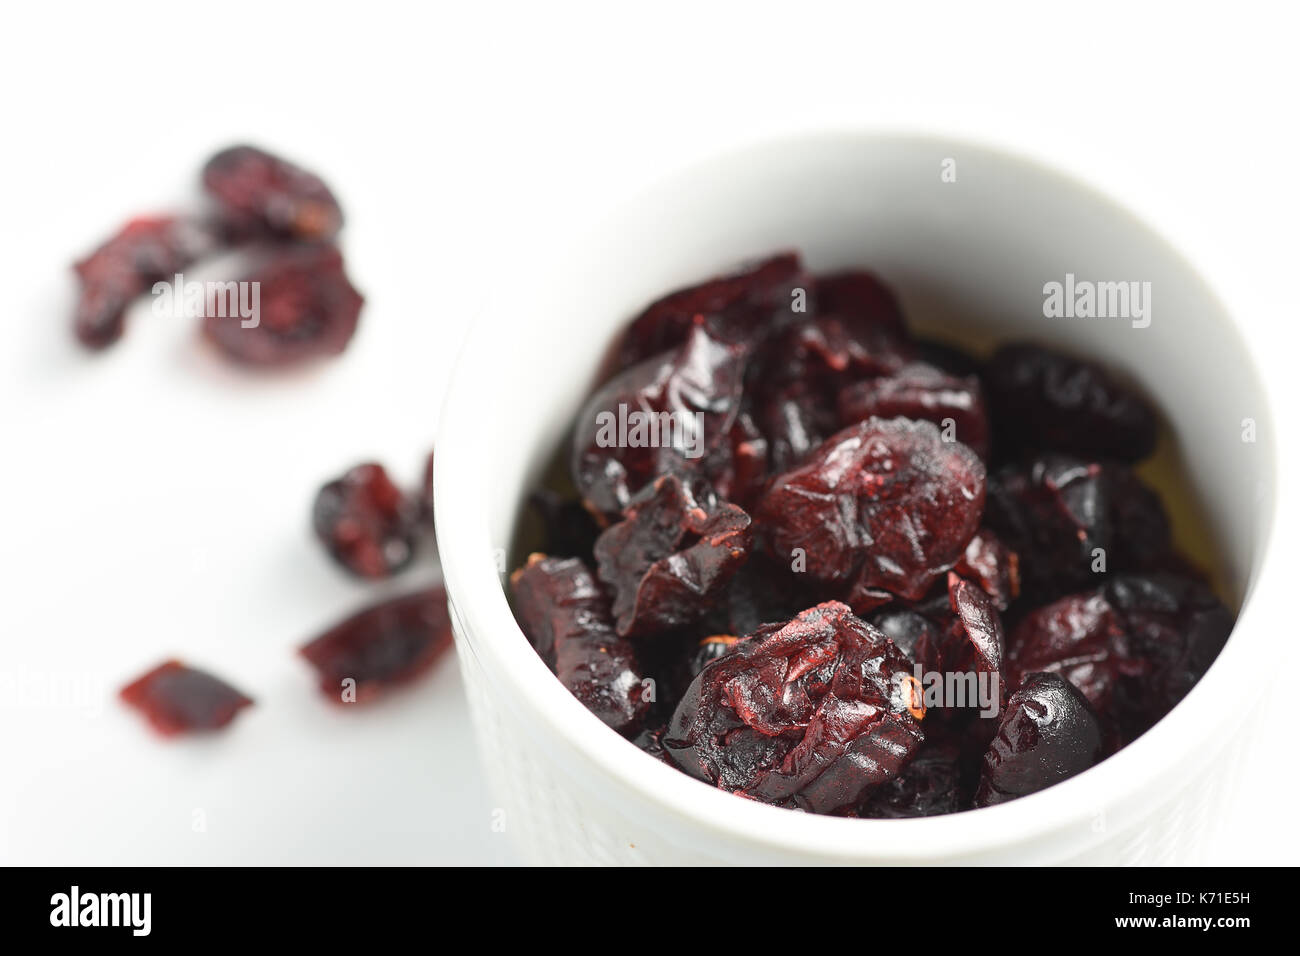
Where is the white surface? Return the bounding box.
[2,1,1297,865]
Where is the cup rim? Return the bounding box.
[436,126,1281,861]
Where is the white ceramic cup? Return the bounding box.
[436,130,1279,865]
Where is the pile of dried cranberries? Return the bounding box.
[510,252,1234,816]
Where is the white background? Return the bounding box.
[2,1,1297,865]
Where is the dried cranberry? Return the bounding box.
[838,360,990,459]
[72,216,216,349]
[861,742,967,817]
[617,253,808,367]
[571,323,747,518]
[594,475,752,638]
[202,243,362,366]
[665,601,924,814]
[985,456,1170,603]
[527,488,600,561]
[814,270,907,336]
[985,343,1158,462]
[756,380,840,474]
[974,672,1104,806]
[120,660,253,735]
[1007,573,1232,743]
[313,463,420,579]
[510,554,650,735]
[299,587,453,703]
[202,145,343,242]
[756,417,985,602]
[955,528,1020,611]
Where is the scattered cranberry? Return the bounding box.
[974,672,1104,806]
[838,360,989,459]
[511,554,649,735]
[72,216,216,349]
[120,660,253,735]
[202,145,344,242]
[202,243,362,367]
[299,587,453,704]
[313,462,420,579]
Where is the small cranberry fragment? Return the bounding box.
[974,672,1104,806]
[955,528,1020,611]
[299,587,453,703]
[985,343,1158,462]
[665,601,923,814]
[756,417,985,602]
[313,463,420,579]
[120,660,252,735]
[617,253,808,366]
[511,554,650,735]
[572,323,747,518]
[594,475,752,638]
[202,243,363,366]
[202,145,344,242]
[838,360,990,459]
[815,269,907,336]
[861,742,967,817]
[73,216,216,349]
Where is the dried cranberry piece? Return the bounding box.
[511,554,650,735]
[974,672,1104,806]
[1007,573,1232,743]
[299,587,453,703]
[861,742,968,817]
[944,574,1007,711]
[985,343,1158,462]
[527,488,600,560]
[571,324,747,518]
[313,463,420,579]
[120,660,253,735]
[955,528,1020,611]
[871,608,947,673]
[756,417,985,602]
[202,145,343,242]
[617,253,808,366]
[594,475,752,638]
[72,215,216,349]
[985,456,1170,603]
[665,601,924,814]
[705,412,769,509]
[202,243,362,366]
[815,270,907,334]
[838,360,990,459]
[756,380,840,474]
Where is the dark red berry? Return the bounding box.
[594,475,752,639]
[838,360,990,459]
[73,216,216,349]
[617,253,808,367]
[860,742,967,817]
[974,672,1104,806]
[665,601,924,814]
[756,417,985,602]
[954,528,1020,612]
[120,660,253,735]
[313,463,420,579]
[814,269,907,337]
[572,324,747,518]
[299,587,453,703]
[202,243,362,366]
[202,145,343,242]
[511,554,650,735]
[985,343,1158,462]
